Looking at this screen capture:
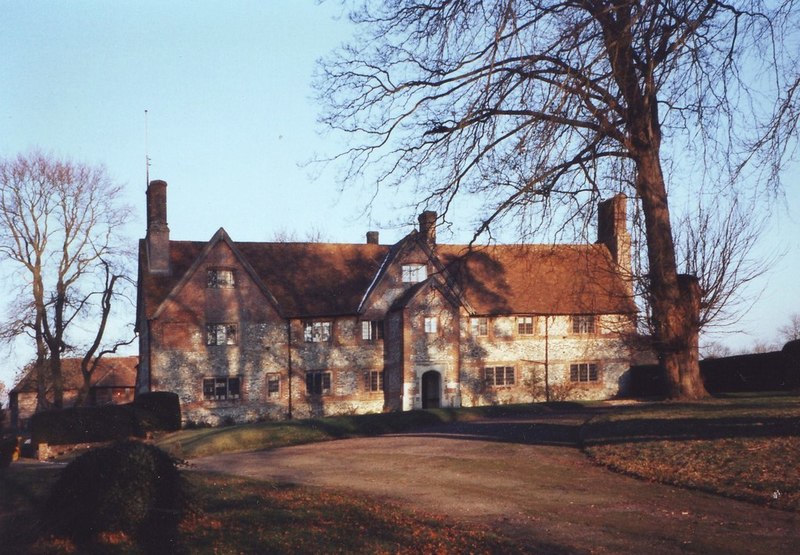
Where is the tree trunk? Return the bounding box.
[636,151,708,400]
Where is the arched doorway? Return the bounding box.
[421,370,441,409]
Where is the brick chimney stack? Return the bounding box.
[597,194,631,284]
[146,179,170,274]
[366,231,380,245]
[418,210,437,248]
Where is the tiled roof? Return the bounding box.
[140,236,635,319]
[140,239,390,319]
[438,244,636,315]
[11,356,138,393]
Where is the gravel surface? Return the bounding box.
[191,412,800,554]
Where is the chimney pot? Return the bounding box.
[366,231,380,244]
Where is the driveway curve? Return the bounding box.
[191,412,799,554]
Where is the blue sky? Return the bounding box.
[1,1,798,391]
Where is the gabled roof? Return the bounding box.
[139,233,635,321]
[11,356,138,394]
[140,237,390,319]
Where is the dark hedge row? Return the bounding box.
[30,391,181,446]
[628,341,800,398]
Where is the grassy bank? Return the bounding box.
[581,394,800,511]
[154,402,555,459]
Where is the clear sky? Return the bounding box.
[0,1,798,392]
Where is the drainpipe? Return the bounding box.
[287,319,293,420]
[545,316,550,403]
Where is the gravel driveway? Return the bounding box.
[191,412,800,554]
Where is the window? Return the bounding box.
[203,377,241,400]
[570,363,599,383]
[206,323,237,345]
[304,321,332,342]
[207,268,235,288]
[572,315,596,334]
[366,370,384,392]
[485,366,515,387]
[306,371,332,395]
[517,316,534,335]
[470,317,488,336]
[267,373,280,398]
[424,317,438,334]
[361,320,384,341]
[402,264,427,283]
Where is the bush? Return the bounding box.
[31,404,139,446]
[42,441,184,549]
[134,391,181,432]
[0,435,17,468]
[30,393,182,447]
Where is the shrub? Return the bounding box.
[134,391,182,432]
[42,441,184,549]
[0,435,17,468]
[31,404,139,446]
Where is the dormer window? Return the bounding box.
[208,268,235,289]
[402,264,427,283]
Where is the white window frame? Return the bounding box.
[517,316,534,335]
[203,376,241,400]
[424,316,438,334]
[361,320,384,341]
[485,366,515,387]
[570,363,599,383]
[206,323,237,345]
[471,317,488,336]
[207,268,236,289]
[306,371,332,395]
[366,370,384,392]
[402,264,427,283]
[267,373,281,398]
[304,320,332,342]
[572,315,596,334]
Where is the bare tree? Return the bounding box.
[0,151,134,409]
[676,198,773,332]
[779,313,800,343]
[699,341,732,360]
[270,226,328,242]
[317,0,799,399]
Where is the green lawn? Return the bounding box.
[154,403,551,459]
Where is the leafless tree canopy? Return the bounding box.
[779,313,800,343]
[317,0,799,398]
[0,151,135,408]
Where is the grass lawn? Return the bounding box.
[582,393,800,511]
[154,403,551,459]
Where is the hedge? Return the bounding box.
[30,392,181,446]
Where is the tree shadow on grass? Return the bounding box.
[389,400,800,449]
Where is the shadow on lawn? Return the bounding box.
[581,415,800,446]
[391,401,800,449]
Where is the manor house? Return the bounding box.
[136,180,639,425]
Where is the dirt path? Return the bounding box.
[190,413,799,554]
